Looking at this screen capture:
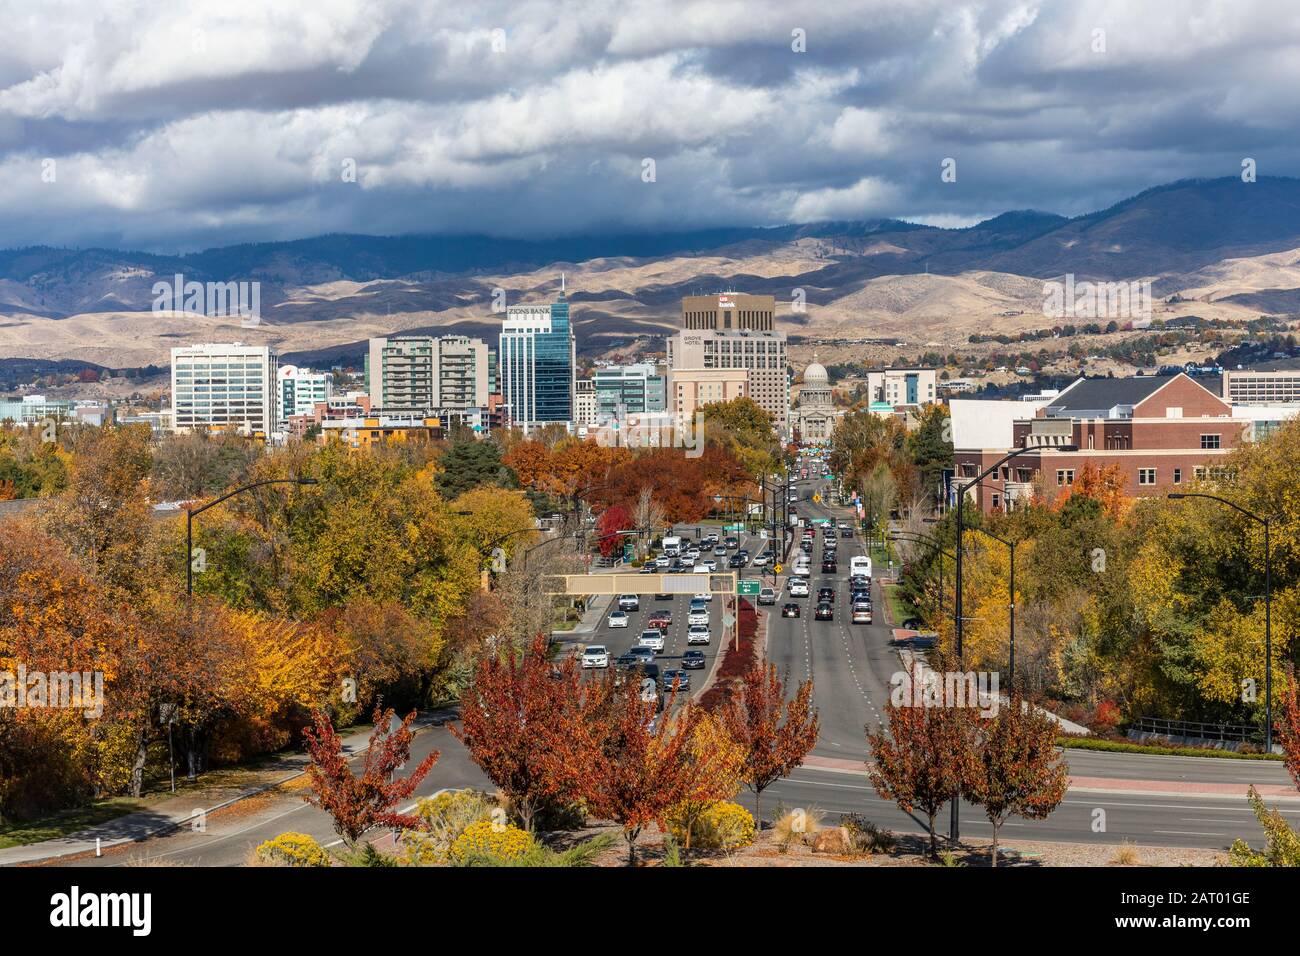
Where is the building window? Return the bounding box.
[1201,434,1221,449]
[1173,468,1182,484]
[1195,466,1207,480]
[991,493,1001,510]
[1139,468,1156,485]
[1056,469,1075,486]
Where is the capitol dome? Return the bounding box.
[803,362,829,387]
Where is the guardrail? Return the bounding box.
[1132,716,1258,743]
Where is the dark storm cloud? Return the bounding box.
[0,0,1297,250]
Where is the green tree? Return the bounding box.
[434,440,519,499]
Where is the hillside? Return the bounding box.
[2,177,1299,368]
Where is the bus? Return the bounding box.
[850,555,872,579]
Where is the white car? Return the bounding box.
[687,624,711,645]
[684,548,701,561]
[618,594,640,612]
[693,591,713,603]
[655,555,671,568]
[788,579,809,597]
[699,558,718,571]
[608,610,629,628]
[693,563,711,573]
[688,607,710,626]
[582,645,610,668]
[638,629,665,652]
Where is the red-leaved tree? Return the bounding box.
[596,503,633,557]
[962,696,1068,866]
[1277,665,1300,792]
[453,634,606,832]
[303,704,438,849]
[867,682,975,859]
[584,688,703,864]
[720,662,820,828]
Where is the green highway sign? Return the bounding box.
[737,579,761,596]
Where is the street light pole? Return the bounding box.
[1168,492,1274,751]
[185,477,318,597]
[951,440,1074,844]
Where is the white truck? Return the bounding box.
[661,535,683,557]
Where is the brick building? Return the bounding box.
[952,374,1245,512]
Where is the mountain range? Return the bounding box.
[3,176,1300,370]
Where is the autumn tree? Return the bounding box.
[303,705,438,849]
[720,662,820,828]
[867,672,977,859]
[664,709,745,853]
[1278,666,1300,792]
[596,503,633,557]
[453,635,604,832]
[961,696,1068,866]
[584,690,704,864]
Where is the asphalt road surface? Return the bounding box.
[52,478,1300,864]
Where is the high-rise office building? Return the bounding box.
[171,343,278,437]
[592,363,666,420]
[278,365,332,423]
[365,335,491,411]
[681,293,775,331]
[499,290,576,431]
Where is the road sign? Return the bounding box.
[773,563,783,574]
[812,494,822,504]
[722,612,736,627]
[737,579,761,596]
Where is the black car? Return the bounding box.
[814,602,834,621]
[817,587,835,602]
[841,528,853,538]
[851,590,871,606]
[682,650,707,669]
[614,653,640,670]
[728,553,746,569]
[662,668,691,692]
[656,592,673,600]
[639,565,656,574]
[800,541,813,553]
[821,559,837,573]
[781,602,801,618]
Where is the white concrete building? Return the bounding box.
[171,343,277,438]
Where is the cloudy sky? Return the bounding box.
[2,0,1299,251]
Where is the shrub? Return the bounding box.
[773,806,824,850]
[456,833,617,868]
[678,801,755,851]
[1109,841,1142,866]
[401,789,497,864]
[254,832,332,867]
[449,819,535,864]
[840,813,895,855]
[1229,787,1300,867]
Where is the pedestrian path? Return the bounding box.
[0,712,450,866]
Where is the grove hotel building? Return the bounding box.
[667,328,788,432]
[952,374,1244,512]
[171,343,277,438]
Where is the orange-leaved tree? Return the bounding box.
[961,696,1068,866]
[584,687,704,865]
[453,634,606,832]
[720,662,820,829]
[303,704,438,850]
[867,669,977,859]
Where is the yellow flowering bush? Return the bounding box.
[400,790,497,865]
[672,801,755,851]
[254,832,332,867]
[448,818,534,863]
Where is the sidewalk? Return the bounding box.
[798,754,1300,802]
[0,712,451,866]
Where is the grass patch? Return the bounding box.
[1058,736,1281,761]
[882,584,912,627]
[0,797,145,849]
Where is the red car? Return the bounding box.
[647,611,672,633]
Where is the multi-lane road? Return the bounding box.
[42,473,1300,864]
